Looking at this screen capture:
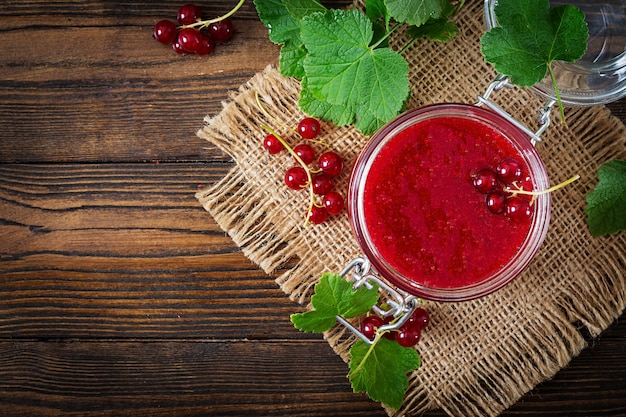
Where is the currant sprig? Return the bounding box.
[255,92,345,226]
[153,2,244,55]
[472,157,579,222]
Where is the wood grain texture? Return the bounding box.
[0,1,625,416]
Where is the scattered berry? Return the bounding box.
[322,191,345,215]
[396,323,421,347]
[153,20,178,44]
[318,151,344,177]
[195,32,215,56]
[263,134,284,154]
[485,191,506,214]
[496,157,524,183]
[505,197,532,223]
[297,117,321,139]
[307,206,328,225]
[472,168,498,194]
[311,173,334,196]
[293,143,316,165]
[360,315,384,340]
[284,166,308,190]
[209,18,235,42]
[177,4,202,25]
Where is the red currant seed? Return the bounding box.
[178,28,201,53]
[307,206,328,225]
[262,134,284,154]
[311,173,333,196]
[318,151,344,177]
[472,168,499,194]
[153,20,178,44]
[297,117,321,139]
[178,4,202,25]
[486,191,506,214]
[505,197,533,223]
[293,143,316,165]
[360,315,384,340]
[209,19,235,42]
[195,32,215,56]
[496,157,524,184]
[284,166,308,190]
[322,191,344,215]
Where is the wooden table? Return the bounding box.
[1,1,624,416]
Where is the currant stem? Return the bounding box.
[255,92,299,137]
[350,332,384,376]
[548,63,566,124]
[260,124,316,226]
[507,174,580,196]
[181,0,246,29]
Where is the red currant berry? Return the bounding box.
[297,117,321,139]
[153,20,178,44]
[209,19,235,42]
[496,158,524,184]
[396,324,421,347]
[293,143,316,165]
[408,308,430,330]
[172,39,186,54]
[472,168,498,194]
[516,174,534,200]
[263,134,284,154]
[360,315,384,340]
[318,151,344,177]
[311,173,333,196]
[178,4,202,25]
[307,206,328,225]
[195,32,215,56]
[284,166,308,190]
[178,28,201,53]
[505,196,532,223]
[322,191,344,215]
[485,191,506,214]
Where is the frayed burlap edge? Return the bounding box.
[195,1,626,416]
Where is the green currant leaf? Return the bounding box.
[290,273,379,333]
[349,338,421,409]
[480,0,588,87]
[279,41,307,78]
[406,18,458,42]
[300,9,409,135]
[254,0,301,45]
[298,77,356,126]
[366,0,391,29]
[384,0,445,27]
[585,160,626,236]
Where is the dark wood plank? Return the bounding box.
[0,2,276,163]
[0,340,388,417]
[0,163,309,340]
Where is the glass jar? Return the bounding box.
[485,0,626,105]
[347,104,550,302]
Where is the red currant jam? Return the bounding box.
[349,104,550,302]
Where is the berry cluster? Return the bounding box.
[471,157,535,223]
[153,2,242,55]
[360,307,430,348]
[262,117,345,225]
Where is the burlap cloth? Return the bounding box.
[195,1,626,415]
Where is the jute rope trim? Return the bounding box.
[196,2,626,415]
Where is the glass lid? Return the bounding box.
[485,0,626,105]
